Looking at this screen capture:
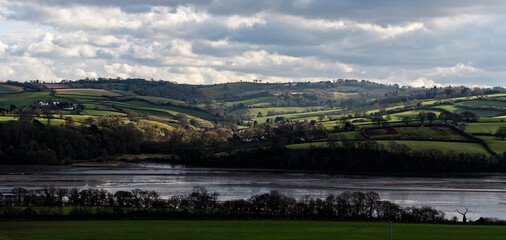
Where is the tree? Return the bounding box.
[65,116,74,127]
[460,111,479,122]
[371,115,385,127]
[417,112,426,125]
[456,208,469,223]
[175,113,189,125]
[12,187,28,206]
[19,110,34,123]
[426,112,437,124]
[401,116,410,125]
[496,126,506,140]
[43,108,53,125]
[365,192,380,219]
[438,110,451,124]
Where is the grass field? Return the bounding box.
[457,100,506,108]
[328,131,366,140]
[0,116,17,121]
[231,106,322,116]
[0,220,505,240]
[0,84,23,93]
[435,105,503,117]
[286,141,331,149]
[387,110,442,121]
[139,120,174,130]
[377,140,491,155]
[254,108,343,122]
[366,126,469,141]
[117,95,186,106]
[0,91,68,108]
[55,88,122,97]
[82,110,126,116]
[223,96,275,107]
[465,122,506,134]
[477,135,506,154]
[120,100,214,121]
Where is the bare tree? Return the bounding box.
[456,208,469,223]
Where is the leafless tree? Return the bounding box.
[456,208,469,223]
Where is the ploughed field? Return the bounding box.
[0,220,505,240]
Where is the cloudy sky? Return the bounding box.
[0,0,505,87]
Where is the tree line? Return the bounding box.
[199,139,505,173]
[0,186,451,223]
[1,119,505,172]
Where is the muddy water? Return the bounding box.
[1,163,506,220]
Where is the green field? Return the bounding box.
[387,110,442,121]
[327,131,366,140]
[223,96,275,107]
[286,141,331,149]
[457,100,506,108]
[55,88,122,97]
[366,126,469,141]
[477,135,506,154]
[254,108,343,122]
[82,103,116,111]
[0,220,505,240]
[0,84,23,93]
[0,116,18,121]
[82,110,126,116]
[377,140,491,155]
[117,95,186,106]
[465,122,506,134]
[0,91,68,108]
[435,105,503,117]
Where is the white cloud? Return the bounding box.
[355,22,425,39]
[0,0,504,87]
[222,14,266,29]
[409,77,438,88]
[0,40,7,54]
[434,63,478,76]
[104,63,158,79]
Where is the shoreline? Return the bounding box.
[2,162,506,179]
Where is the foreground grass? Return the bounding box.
[0,220,505,240]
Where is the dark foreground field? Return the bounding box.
[0,220,505,240]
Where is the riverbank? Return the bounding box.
[4,160,506,179]
[1,163,506,220]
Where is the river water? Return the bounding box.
[1,163,505,220]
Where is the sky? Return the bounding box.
[0,0,505,87]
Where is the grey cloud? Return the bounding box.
[0,0,505,87]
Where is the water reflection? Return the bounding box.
[1,163,506,220]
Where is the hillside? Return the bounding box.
[0,79,504,169]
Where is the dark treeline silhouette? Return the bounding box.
[0,120,145,164]
[0,186,451,223]
[207,142,506,173]
[1,120,506,173]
